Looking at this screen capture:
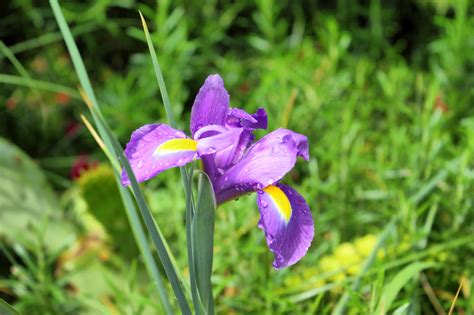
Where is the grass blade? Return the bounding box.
[185,163,202,312]
[332,217,398,315]
[374,262,436,314]
[138,11,201,313]
[0,298,19,315]
[192,171,216,314]
[0,74,81,100]
[138,11,176,128]
[81,89,191,314]
[49,1,186,313]
[80,114,173,314]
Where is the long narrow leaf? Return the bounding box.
[374,262,436,314]
[81,114,173,314]
[0,74,81,99]
[185,163,202,312]
[49,1,182,313]
[80,90,190,314]
[192,171,216,314]
[138,11,200,313]
[332,217,398,315]
[138,11,176,127]
[0,298,19,315]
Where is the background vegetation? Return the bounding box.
[0,0,473,314]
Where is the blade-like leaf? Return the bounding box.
[192,171,216,314]
[49,1,183,313]
[185,163,202,313]
[332,217,397,315]
[374,262,436,315]
[138,11,175,127]
[0,298,19,315]
[0,74,81,100]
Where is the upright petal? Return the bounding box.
[190,74,230,136]
[215,128,309,203]
[257,184,314,269]
[226,107,268,130]
[121,124,197,186]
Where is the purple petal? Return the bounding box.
[215,128,309,203]
[226,107,268,130]
[196,128,243,155]
[257,184,314,269]
[190,74,230,136]
[121,124,197,186]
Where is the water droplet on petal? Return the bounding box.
[137,160,144,168]
[267,178,274,185]
[217,168,224,175]
[206,147,216,154]
[261,200,268,208]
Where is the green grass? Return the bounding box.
[1,0,473,314]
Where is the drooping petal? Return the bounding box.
[226,107,268,130]
[121,124,197,186]
[215,128,309,203]
[257,184,314,269]
[190,74,230,136]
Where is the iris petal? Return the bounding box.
[121,124,197,186]
[226,107,268,130]
[215,128,309,203]
[190,74,230,136]
[257,184,314,269]
[196,127,243,157]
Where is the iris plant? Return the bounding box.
[122,74,314,268]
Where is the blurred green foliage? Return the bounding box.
[0,0,473,314]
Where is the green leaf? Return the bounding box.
[332,218,397,315]
[138,11,176,128]
[374,262,436,314]
[49,1,181,314]
[0,74,81,100]
[185,163,201,312]
[0,138,74,251]
[0,298,20,315]
[192,171,216,314]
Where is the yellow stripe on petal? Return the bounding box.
[263,185,292,222]
[155,138,197,154]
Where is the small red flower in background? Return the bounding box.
[434,95,449,113]
[55,92,71,105]
[65,121,81,138]
[71,155,98,180]
[6,98,17,110]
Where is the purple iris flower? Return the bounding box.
[121,74,314,269]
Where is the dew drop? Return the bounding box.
[267,178,274,185]
[224,176,229,182]
[206,147,216,154]
[137,160,144,168]
[261,200,268,208]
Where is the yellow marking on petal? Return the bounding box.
[155,138,197,154]
[263,185,292,222]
